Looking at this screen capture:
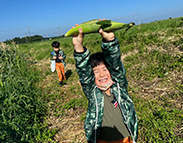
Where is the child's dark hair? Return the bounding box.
[89,52,109,69]
[51,41,60,48]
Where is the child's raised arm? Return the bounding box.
[72,27,84,53]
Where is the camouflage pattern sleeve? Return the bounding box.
[73,48,95,99]
[59,50,66,60]
[101,37,128,89]
[59,50,66,67]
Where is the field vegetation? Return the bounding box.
[0,17,183,142]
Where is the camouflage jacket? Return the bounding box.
[50,50,66,67]
[74,38,138,142]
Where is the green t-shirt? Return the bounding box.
[97,92,130,141]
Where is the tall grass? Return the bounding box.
[0,44,56,142]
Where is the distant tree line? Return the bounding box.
[4,34,65,44]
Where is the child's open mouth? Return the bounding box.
[99,78,108,83]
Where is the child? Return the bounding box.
[50,41,66,85]
[72,27,138,143]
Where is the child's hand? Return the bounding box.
[72,27,84,52]
[58,56,63,60]
[99,28,115,41]
[53,56,57,60]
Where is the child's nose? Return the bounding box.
[100,71,104,77]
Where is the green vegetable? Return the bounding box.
[65,19,135,37]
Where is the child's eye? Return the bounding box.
[93,70,99,74]
[103,68,107,71]
[94,71,99,74]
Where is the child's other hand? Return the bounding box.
[99,28,115,41]
[72,27,84,52]
[53,56,57,60]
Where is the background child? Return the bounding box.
[72,27,138,143]
[50,41,66,85]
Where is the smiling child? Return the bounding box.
[72,27,138,143]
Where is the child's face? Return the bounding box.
[53,47,59,52]
[93,64,111,87]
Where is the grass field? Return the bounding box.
[1,17,183,142]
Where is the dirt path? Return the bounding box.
[35,58,87,142]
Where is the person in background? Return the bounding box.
[72,27,138,143]
[51,41,66,85]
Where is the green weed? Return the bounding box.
[0,45,56,142]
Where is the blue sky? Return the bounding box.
[0,0,183,41]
